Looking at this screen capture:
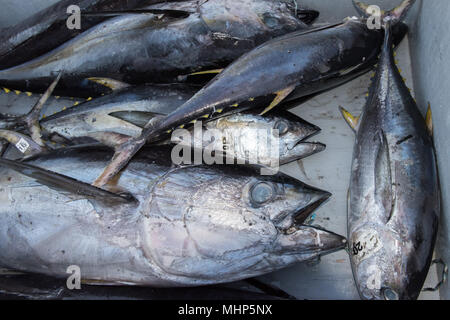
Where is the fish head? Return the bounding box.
[268,111,325,164]
[204,111,323,165]
[349,223,436,300]
[141,165,342,285]
[200,0,318,40]
[252,0,319,30]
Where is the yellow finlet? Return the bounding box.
[249,97,255,102]
[260,85,296,116]
[178,124,185,129]
[14,90,21,95]
[202,114,209,118]
[3,87,10,93]
[190,119,197,124]
[25,92,32,96]
[231,103,239,107]
[426,103,433,136]
[73,101,80,106]
[87,97,93,101]
[189,69,223,76]
[339,106,360,132]
[216,109,223,113]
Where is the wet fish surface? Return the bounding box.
[0,0,318,96]
[0,84,324,166]
[343,0,440,300]
[0,145,345,287]
[94,2,408,186]
[0,0,179,70]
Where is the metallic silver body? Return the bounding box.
[0,146,344,287]
[348,26,439,300]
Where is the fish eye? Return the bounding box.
[382,287,399,300]
[274,120,289,136]
[262,13,280,28]
[250,182,275,205]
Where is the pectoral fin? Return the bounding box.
[0,158,136,205]
[87,77,130,91]
[83,9,191,19]
[260,86,296,116]
[339,106,359,132]
[189,69,223,76]
[109,111,165,128]
[22,72,62,147]
[374,131,395,224]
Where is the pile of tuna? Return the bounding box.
[0,0,441,300]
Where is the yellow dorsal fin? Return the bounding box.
[339,106,360,132]
[260,85,296,115]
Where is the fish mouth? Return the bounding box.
[295,9,320,25]
[276,224,347,257]
[283,3,319,25]
[272,183,331,229]
[282,141,326,164]
[307,225,348,254]
[293,189,332,225]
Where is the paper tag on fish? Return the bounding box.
[351,229,383,263]
[15,138,30,154]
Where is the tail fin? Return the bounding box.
[353,0,416,25]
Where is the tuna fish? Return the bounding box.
[0,0,318,97]
[340,0,440,300]
[0,84,324,166]
[0,0,169,70]
[93,0,409,187]
[0,145,345,287]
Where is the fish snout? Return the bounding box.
[273,225,347,258]
[282,141,326,164]
[268,182,331,228]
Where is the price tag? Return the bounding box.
[15,138,30,154]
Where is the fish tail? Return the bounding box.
[353,0,416,25]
